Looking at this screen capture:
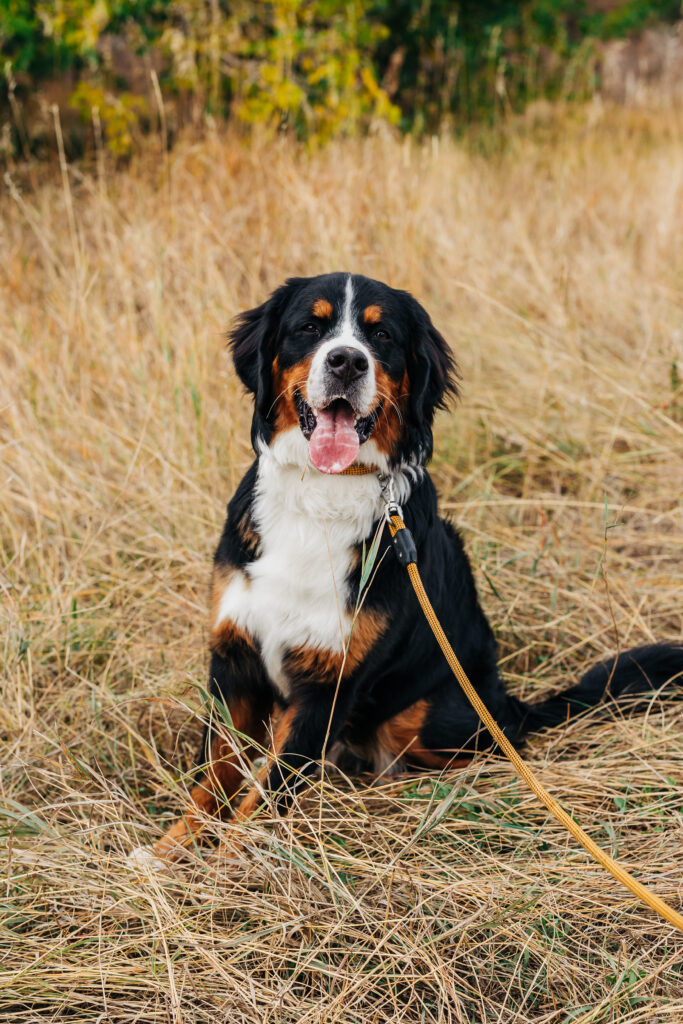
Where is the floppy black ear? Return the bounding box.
[405,303,459,464]
[228,280,304,449]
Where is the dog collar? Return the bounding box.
[338,464,381,476]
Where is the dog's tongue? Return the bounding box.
[309,402,359,474]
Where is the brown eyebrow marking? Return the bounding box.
[312,298,332,319]
[363,304,382,324]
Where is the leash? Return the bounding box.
[379,479,683,933]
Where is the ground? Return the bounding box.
[1,105,682,1023]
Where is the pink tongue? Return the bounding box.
[309,404,359,474]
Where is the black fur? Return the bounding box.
[404,299,459,465]
[202,274,682,813]
[230,282,298,449]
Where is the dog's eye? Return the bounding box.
[301,323,320,335]
[372,328,389,340]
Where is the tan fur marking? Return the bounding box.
[376,699,471,769]
[237,512,259,555]
[371,367,410,457]
[272,354,314,435]
[345,608,388,672]
[232,705,298,821]
[285,645,344,681]
[363,304,382,324]
[312,297,333,319]
[285,608,387,683]
[153,698,269,860]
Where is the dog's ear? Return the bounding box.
[229,283,294,408]
[405,303,459,463]
[228,279,305,448]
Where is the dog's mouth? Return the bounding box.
[294,391,381,474]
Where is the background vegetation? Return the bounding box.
[2,1,683,1021]
[2,0,682,152]
[2,104,682,1020]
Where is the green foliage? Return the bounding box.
[38,0,110,57]
[70,81,148,155]
[2,0,397,149]
[1,0,681,151]
[371,0,683,130]
[236,0,398,141]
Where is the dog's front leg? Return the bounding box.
[147,648,274,862]
[224,681,352,833]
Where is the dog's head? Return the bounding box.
[229,273,458,472]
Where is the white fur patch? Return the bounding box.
[306,276,376,415]
[214,428,413,698]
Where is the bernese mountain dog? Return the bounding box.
[130,272,682,866]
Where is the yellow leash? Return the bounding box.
[386,508,683,933]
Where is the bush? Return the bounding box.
[1,0,681,152]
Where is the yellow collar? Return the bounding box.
[338,464,380,476]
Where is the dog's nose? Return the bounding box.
[326,346,369,385]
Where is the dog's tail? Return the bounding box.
[510,642,683,739]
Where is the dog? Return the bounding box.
[130,272,682,866]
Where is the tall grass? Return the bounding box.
[1,105,682,1022]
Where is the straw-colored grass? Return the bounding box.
[2,105,683,1023]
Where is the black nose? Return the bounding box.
[326,346,369,385]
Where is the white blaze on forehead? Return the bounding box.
[306,275,376,416]
[341,274,354,333]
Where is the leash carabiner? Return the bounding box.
[378,473,401,524]
[380,476,418,568]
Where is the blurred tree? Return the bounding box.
[372,0,683,131]
[235,0,398,140]
[1,0,681,153]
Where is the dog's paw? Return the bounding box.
[126,846,168,875]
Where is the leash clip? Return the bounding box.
[379,474,417,566]
[378,473,403,525]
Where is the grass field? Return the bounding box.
[2,105,683,1023]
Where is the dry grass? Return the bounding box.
[2,104,683,1023]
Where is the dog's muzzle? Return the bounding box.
[294,387,381,475]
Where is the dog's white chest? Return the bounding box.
[214,435,386,696]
